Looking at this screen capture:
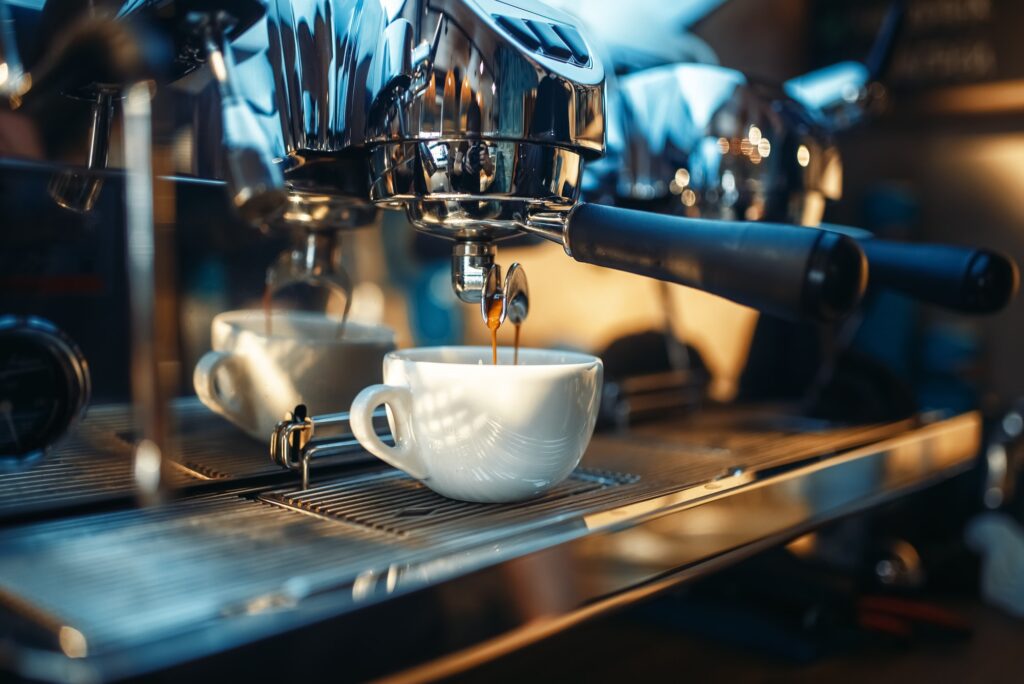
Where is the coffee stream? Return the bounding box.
[487,296,502,365]
[513,323,521,365]
[486,299,523,366]
[267,274,523,364]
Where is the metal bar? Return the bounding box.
[123,82,168,505]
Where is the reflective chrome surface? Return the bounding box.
[264,229,353,322]
[239,0,603,224]
[362,0,604,241]
[46,91,115,214]
[504,262,528,326]
[543,0,724,72]
[480,263,505,324]
[615,64,843,227]
[370,141,586,240]
[451,240,496,304]
[0,410,980,681]
[198,10,288,223]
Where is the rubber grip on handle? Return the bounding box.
[565,203,867,322]
[858,240,1019,313]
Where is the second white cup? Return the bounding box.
[193,309,395,440]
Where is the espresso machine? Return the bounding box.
[0,1,1010,680]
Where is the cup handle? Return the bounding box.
[193,350,246,427]
[350,384,428,480]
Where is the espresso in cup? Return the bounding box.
[349,346,603,502]
[194,310,395,440]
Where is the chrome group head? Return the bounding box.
[242,0,606,302]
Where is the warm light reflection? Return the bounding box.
[681,188,697,207]
[59,626,87,658]
[758,138,771,157]
[717,137,730,154]
[0,63,8,87]
[674,167,690,187]
[797,144,811,167]
[292,194,332,204]
[283,210,313,222]
[748,125,762,145]
[134,439,162,491]
[209,51,227,82]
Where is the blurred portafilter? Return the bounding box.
[38,4,287,222]
[262,184,383,328]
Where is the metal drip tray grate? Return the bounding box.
[86,400,297,481]
[259,467,641,542]
[0,399,371,519]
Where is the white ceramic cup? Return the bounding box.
[193,310,395,440]
[349,346,603,503]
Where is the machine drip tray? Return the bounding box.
[0,411,981,683]
[258,467,641,541]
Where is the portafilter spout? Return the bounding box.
[452,241,497,304]
[265,229,354,329]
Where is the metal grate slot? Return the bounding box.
[259,467,640,542]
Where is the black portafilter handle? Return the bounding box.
[827,230,1019,314]
[564,204,868,322]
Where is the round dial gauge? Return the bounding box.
[0,316,91,464]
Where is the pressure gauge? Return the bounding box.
[0,316,91,466]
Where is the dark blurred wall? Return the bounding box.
[694,0,810,79]
[819,0,1024,405]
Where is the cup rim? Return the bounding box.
[213,309,395,346]
[384,346,601,369]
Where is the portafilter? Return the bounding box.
[353,0,865,320]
